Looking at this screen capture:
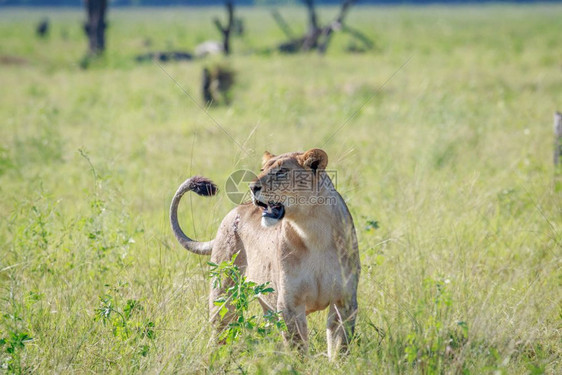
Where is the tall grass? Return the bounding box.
[0,5,560,374]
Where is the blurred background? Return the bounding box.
[0,1,560,374]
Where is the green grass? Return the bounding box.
[0,4,561,374]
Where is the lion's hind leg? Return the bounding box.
[208,245,246,343]
[326,299,357,360]
[208,277,237,344]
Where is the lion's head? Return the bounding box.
[249,148,332,227]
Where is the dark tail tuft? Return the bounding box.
[190,176,218,196]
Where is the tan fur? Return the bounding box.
[170,149,360,359]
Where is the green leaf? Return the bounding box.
[219,305,228,319]
[365,220,379,231]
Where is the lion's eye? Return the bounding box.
[275,169,288,178]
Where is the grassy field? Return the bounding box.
[0,4,561,374]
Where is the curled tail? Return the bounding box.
[170,176,218,255]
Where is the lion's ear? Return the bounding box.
[262,151,275,166]
[300,148,328,171]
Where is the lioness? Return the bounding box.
[170,148,360,359]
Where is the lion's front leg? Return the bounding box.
[278,301,308,354]
[326,297,357,360]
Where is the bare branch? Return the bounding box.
[341,24,375,50]
[271,9,295,40]
[213,18,225,33]
[302,0,319,32]
[214,1,235,55]
[317,0,356,54]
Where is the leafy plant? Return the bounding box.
[0,322,33,373]
[94,284,156,357]
[208,254,285,345]
[365,219,380,231]
[77,149,138,273]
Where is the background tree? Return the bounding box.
[84,0,108,55]
[214,0,235,55]
[272,0,364,54]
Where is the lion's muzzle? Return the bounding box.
[250,182,285,227]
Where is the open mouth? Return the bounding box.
[255,199,285,221]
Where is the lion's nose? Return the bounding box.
[250,182,261,195]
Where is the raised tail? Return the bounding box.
[170,176,218,255]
